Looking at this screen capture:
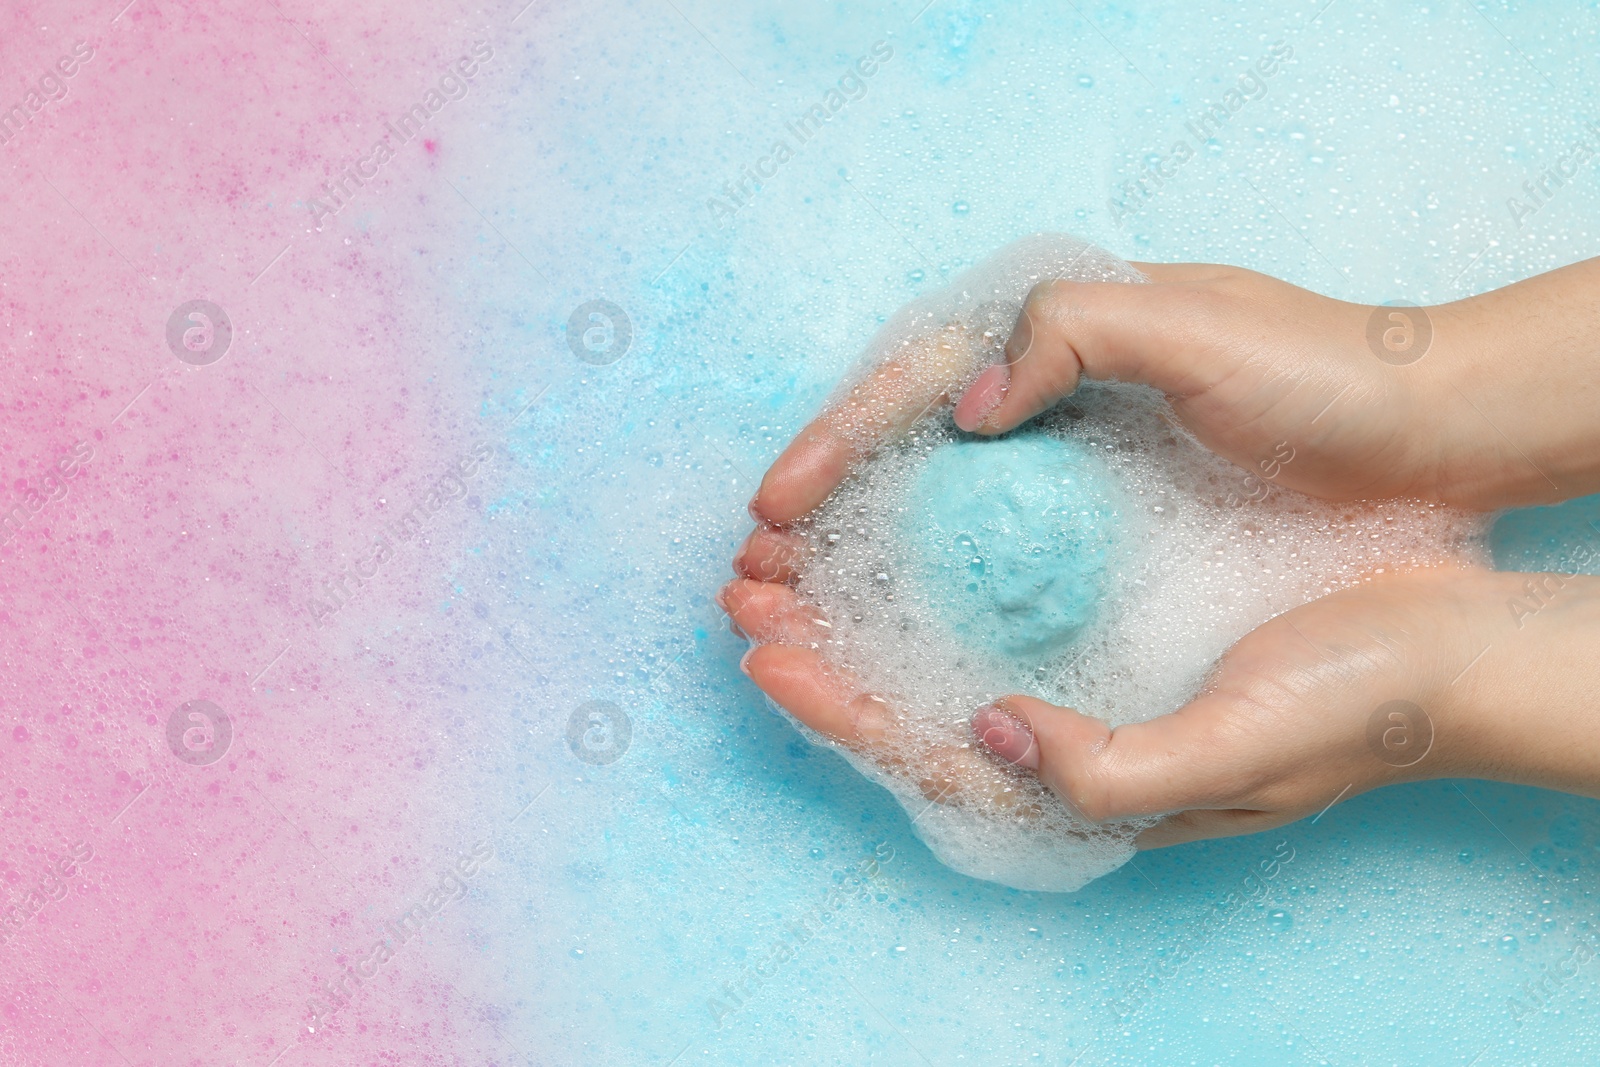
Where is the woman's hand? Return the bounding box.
[725,559,1600,847]
[748,258,1600,529]
[949,264,1445,505]
[969,568,1600,847]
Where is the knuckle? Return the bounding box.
[1042,734,1120,823]
[1024,279,1064,308]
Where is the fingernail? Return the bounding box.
[851,693,892,740]
[746,494,763,523]
[972,704,1037,769]
[738,647,755,676]
[953,363,1010,432]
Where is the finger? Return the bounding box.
[740,644,948,802]
[1134,807,1293,849]
[751,326,975,525]
[740,643,876,742]
[954,277,1224,435]
[717,580,831,646]
[733,525,810,585]
[1126,261,1242,284]
[743,644,1042,814]
[971,693,1259,823]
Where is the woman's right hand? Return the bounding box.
[750,258,1600,530]
[948,263,1444,505]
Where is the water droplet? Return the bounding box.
[1458,849,1473,864]
[908,268,925,284]
[1266,909,1293,932]
[952,200,970,216]
[1499,935,1519,954]
[1078,75,1094,88]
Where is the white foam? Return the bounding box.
[773,234,1488,892]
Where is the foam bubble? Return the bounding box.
[773,234,1488,892]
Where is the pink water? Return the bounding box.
[2,3,541,1062]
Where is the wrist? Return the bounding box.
[1407,298,1533,508]
[1432,571,1600,795]
[1413,281,1600,509]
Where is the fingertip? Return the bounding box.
[716,579,754,637]
[982,695,1122,821]
[739,643,863,743]
[952,364,1010,433]
[731,528,756,576]
[731,527,767,579]
[740,642,810,697]
[750,429,854,526]
[971,702,1038,769]
[738,641,783,685]
[732,525,808,584]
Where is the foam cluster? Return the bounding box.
[781,234,1488,892]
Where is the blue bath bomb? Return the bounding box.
[903,433,1121,660]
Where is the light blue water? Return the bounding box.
[469,2,1600,1063]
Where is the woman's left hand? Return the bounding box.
[723,552,1600,846]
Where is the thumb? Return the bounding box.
[951,276,1216,435]
[970,693,1255,822]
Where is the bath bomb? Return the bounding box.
[902,432,1121,660]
